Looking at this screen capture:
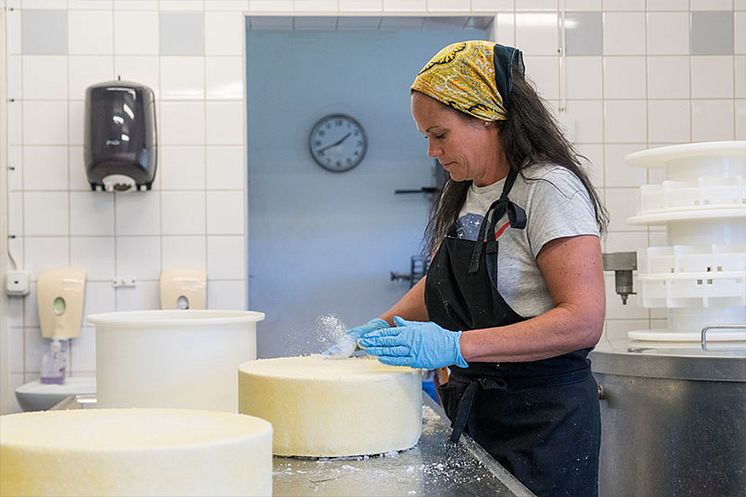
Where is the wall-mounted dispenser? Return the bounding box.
[160,268,207,310]
[37,267,86,340]
[84,79,157,192]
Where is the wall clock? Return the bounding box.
[309,114,367,172]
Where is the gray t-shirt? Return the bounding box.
[455,164,600,318]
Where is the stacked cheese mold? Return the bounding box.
[239,355,422,457]
[0,409,272,497]
[625,141,746,342]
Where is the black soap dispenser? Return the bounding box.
[84,78,157,192]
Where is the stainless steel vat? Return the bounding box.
[591,340,746,497]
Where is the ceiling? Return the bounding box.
[246,16,494,31]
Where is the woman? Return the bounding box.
[335,40,607,496]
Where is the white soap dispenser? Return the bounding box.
[160,267,207,310]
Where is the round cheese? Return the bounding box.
[0,409,272,497]
[238,355,422,457]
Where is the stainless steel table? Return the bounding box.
[53,394,533,497]
[271,395,534,497]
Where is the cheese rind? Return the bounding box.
[238,355,422,457]
[0,409,272,497]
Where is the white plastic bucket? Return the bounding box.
[89,310,265,412]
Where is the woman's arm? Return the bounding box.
[378,276,429,325]
[459,234,605,363]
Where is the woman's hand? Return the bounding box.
[358,316,468,369]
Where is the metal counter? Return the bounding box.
[590,338,746,497]
[52,394,534,497]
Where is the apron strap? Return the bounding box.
[467,168,526,274]
[449,377,508,443]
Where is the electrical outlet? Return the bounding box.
[5,270,30,296]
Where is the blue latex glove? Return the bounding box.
[322,318,389,358]
[357,316,468,369]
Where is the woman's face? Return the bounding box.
[411,92,505,187]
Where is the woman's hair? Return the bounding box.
[423,64,609,253]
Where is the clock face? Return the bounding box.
[309,114,367,172]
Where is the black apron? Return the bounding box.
[425,169,601,497]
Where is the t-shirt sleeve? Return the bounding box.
[525,168,601,258]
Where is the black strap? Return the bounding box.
[467,168,526,274]
[449,377,508,443]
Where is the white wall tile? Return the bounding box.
[68,0,113,9]
[22,0,66,9]
[736,0,746,10]
[159,0,205,10]
[24,282,39,327]
[205,11,244,56]
[206,56,244,99]
[736,100,746,140]
[566,56,602,99]
[647,56,689,99]
[647,12,688,55]
[248,0,294,11]
[603,12,645,56]
[604,100,646,143]
[160,102,205,145]
[646,0,687,10]
[114,0,158,9]
[23,192,68,236]
[692,100,735,141]
[604,319,648,342]
[115,191,161,235]
[9,328,24,373]
[22,55,68,99]
[8,193,23,237]
[206,101,244,145]
[69,192,115,236]
[690,0,731,10]
[382,0,426,10]
[207,191,244,234]
[737,56,746,98]
[205,1,250,10]
[736,13,746,54]
[69,56,114,100]
[113,56,160,97]
[70,326,96,373]
[427,0,470,11]
[603,56,645,99]
[495,13,515,45]
[8,102,23,146]
[524,56,559,100]
[564,0,601,10]
[115,236,161,280]
[515,0,557,10]
[605,187,641,232]
[565,100,603,143]
[22,146,68,190]
[603,0,643,10]
[648,100,690,143]
[161,56,205,100]
[339,0,382,11]
[294,0,337,11]
[7,8,21,56]
[690,56,734,99]
[23,101,68,145]
[114,10,159,55]
[24,327,47,374]
[68,100,85,146]
[24,237,70,279]
[9,373,25,413]
[8,56,22,99]
[207,236,245,279]
[208,280,246,309]
[68,146,89,190]
[515,13,558,56]
[161,191,206,235]
[70,237,116,280]
[82,282,116,326]
[160,146,206,190]
[604,144,647,187]
[206,146,245,189]
[115,281,160,311]
[162,236,207,268]
[68,10,114,55]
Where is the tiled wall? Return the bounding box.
[2,0,744,412]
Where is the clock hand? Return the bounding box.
[317,132,352,153]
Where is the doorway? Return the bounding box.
[246,18,491,358]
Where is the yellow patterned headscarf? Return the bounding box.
[411,40,523,122]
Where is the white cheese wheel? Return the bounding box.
[0,409,272,497]
[238,355,422,457]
